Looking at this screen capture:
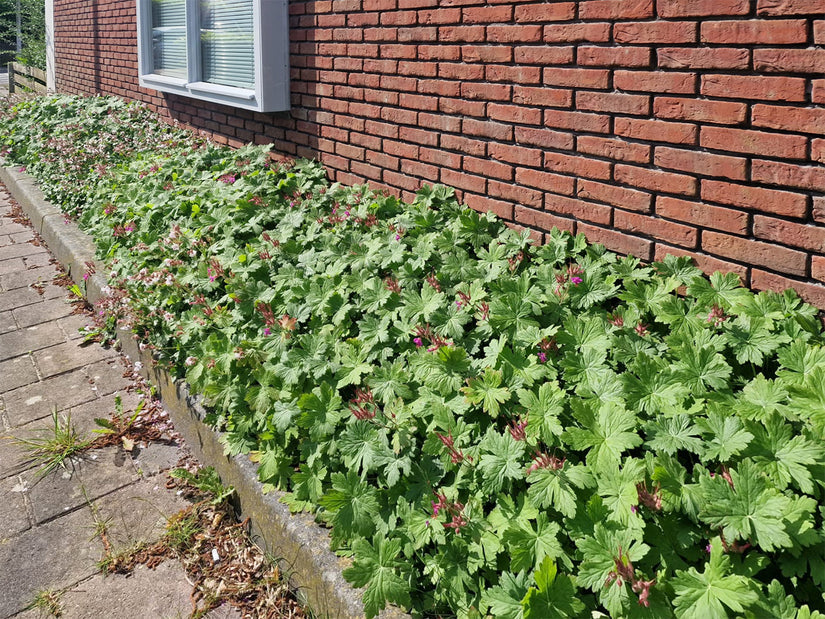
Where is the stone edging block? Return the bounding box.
[0,163,410,619]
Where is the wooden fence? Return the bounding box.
[7,62,46,94]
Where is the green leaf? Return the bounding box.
[519,381,565,444]
[462,368,511,417]
[672,538,759,619]
[319,471,380,543]
[342,536,411,618]
[696,413,753,463]
[645,415,703,455]
[482,571,530,619]
[521,557,585,619]
[526,462,589,519]
[478,430,526,494]
[673,346,732,394]
[564,402,642,469]
[503,513,563,573]
[699,459,793,552]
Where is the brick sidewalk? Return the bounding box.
[0,187,238,618]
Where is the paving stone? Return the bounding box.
[0,501,100,618]
[0,354,38,392]
[65,391,145,437]
[0,437,35,480]
[46,562,194,619]
[0,242,45,262]
[9,231,35,244]
[0,309,16,334]
[0,322,66,362]
[0,235,12,248]
[0,286,43,312]
[3,370,97,426]
[131,441,184,478]
[23,252,52,269]
[0,266,51,291]
[0,222,28,236]
[84,357,133,396]
[12,297,74,328]
[57,313,93,340]
[0,256,25,275]
[0,474,31,539]
[32,340,117,379]
[204,604,245,619]
[91,475,190,551]
[24,446,140,524]
[42,283,70,300]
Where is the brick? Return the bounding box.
[578,46,652,67]
[700,126,807,160]
[815,197,825,223]
[439,97,485,117]
[814,80,825,104]
[464,156,513,181]
[615,210,697,248]
[751,160,825,192]
[757,0,825,15]
[577,136,651,164]
[487,65,543,84]
[816,20,825,44]
[488,180,544,209]
[658,47,750,70]
[654,244,748,279]
[578,223,654,260]
[544,23,611,43]
[756,49,825,74]
[754,215,825,252]
[614,117,697,145]
[813,256,825,282]
[489,143,543,167]
[462,5,512,22]
[513,86,572,108]
[654,97,747,125]
[544,109,610,133]
[462,119,512,141]
[659,0,750,15]
[546,194,613,224]
[752,270,825,310]
[488,103,542,125]
[487,25,543,43]
[812,138,825,164]
[701,74,805,102]
[656,196,748,234]
[545,151,612,180]
[701,19,807,44]
[614,21,696,44]
[438,25,485,42]
[515,126,576,151]
[615,164,698,196]
[515,168,577,196]
[614,70,696,94]
[514,46,575,66]
[442,134,486,157]
[577,179,653,212]
[465,194,514,220]
[399,126,439,146]
[515,205,575,234]
[752,104,825,134]
[440,168,486,193]
[655,147,746,180]
[542,67,610,89]
[439,62,484,80]
[516,3,576,22]
[702,180,808,218]
[460,82,511,101]
[461,45,512,63]
[576,91,650,116]
[579,0,654,19]
[703,231,807,276]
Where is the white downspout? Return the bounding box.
[45,0,55,91]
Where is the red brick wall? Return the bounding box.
[54,0,825,306]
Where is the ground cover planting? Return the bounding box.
[2,95,825,619]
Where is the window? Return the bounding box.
[137,0,289,112]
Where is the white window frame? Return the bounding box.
[136,0,290,113]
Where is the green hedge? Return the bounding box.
[2,95,825,619]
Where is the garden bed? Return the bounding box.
[2,95,825,619]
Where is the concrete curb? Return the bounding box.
[0,164,410,619]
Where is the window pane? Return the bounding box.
[200,0,254,90]
[151,0,187,79]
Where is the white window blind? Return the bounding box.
[200,0,254,89]
[151,0,187,79]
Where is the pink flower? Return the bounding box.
[263,327,271,336]
[185,356,197,366]
[571,276,583,285]
[414,337,423,347]
[537,352,547,363]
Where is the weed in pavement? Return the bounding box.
[25,589,63,617]
[11,408,91,478]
